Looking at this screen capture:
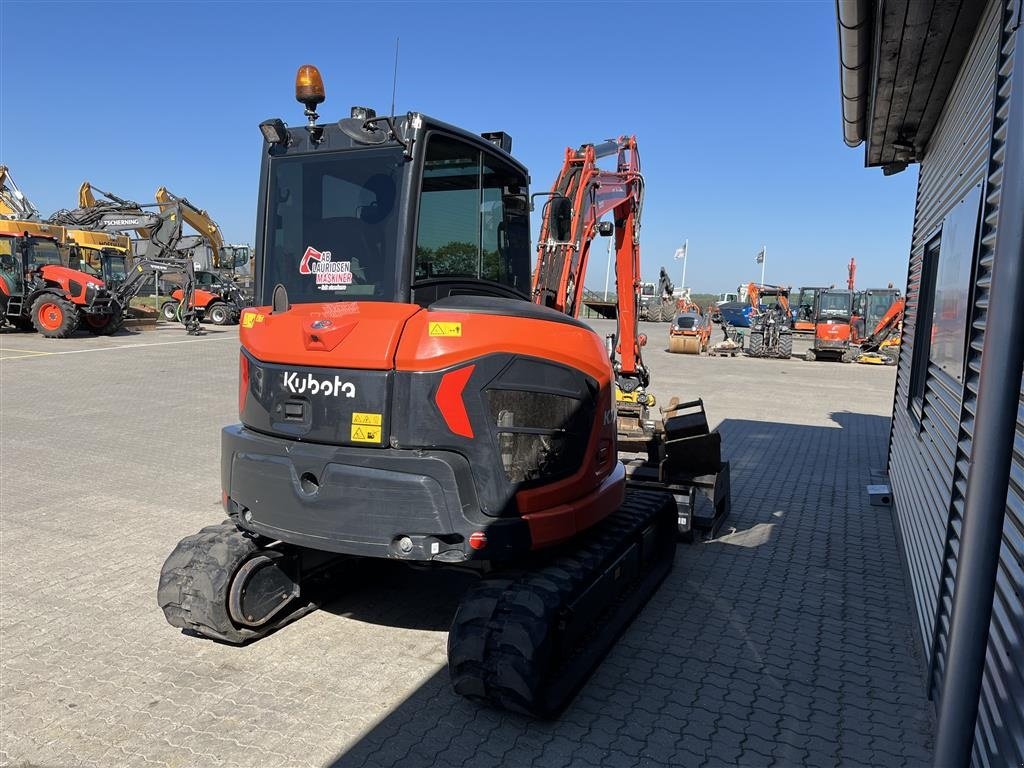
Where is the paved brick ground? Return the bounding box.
[0,321,933,767]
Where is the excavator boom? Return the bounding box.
[531,137,646,387]
[155,187,225,267]
[0,165,41,221]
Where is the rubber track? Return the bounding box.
[157,521,315,644]
[448,490,676,718]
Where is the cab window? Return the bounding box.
[414,135,529,294]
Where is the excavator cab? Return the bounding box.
[69,247,128,289]
[855,288,901,342]
[255,114,532,309]
[806,288,855,361]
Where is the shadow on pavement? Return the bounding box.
[324,413,934,768]
[319,560,476,632]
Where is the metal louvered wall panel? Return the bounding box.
[968,1,1021,762]
[888,0,1001,661]
[933,0,1011,695]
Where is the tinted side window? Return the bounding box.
[481,157,530,291]
[416,137,481,279]
[415,135,529,294]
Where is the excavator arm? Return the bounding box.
[66,183,153,239]
[155,187,225,268]
[0,165,41,221]
[531,137,646,388]
[747,282,792,316]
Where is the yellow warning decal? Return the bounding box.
[352,412,382,427]
[429,322,462,337]
[241,312,256,328]
[351,423,382,443]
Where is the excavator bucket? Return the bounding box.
[620,398,731,542]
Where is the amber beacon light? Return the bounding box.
[295,64,325,110]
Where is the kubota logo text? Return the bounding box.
[283,372,356,398]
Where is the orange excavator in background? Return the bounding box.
[154,187,249,325]
[856,295,905,364]
[158,65,729,719]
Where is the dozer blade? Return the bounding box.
[447,490,677,718]
[619,398,732,541]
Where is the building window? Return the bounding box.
[909,237,940,418]
[930,184,982,383]
[908,184,982,419]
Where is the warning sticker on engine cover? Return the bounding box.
[352,412,382,427]
[429,322,462,337]
[351,423,382,443]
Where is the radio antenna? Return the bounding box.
[390,37,400,116]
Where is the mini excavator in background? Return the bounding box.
[158,65,729,717]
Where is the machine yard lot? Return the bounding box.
[0,321,933,767]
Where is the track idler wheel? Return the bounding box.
[158,522,315,644]
[448,490,677,718]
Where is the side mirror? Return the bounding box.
[597,221,614,237]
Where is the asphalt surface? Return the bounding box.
[0,319,932,767]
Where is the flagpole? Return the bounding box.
[760,245,766,285]
[680,239,688,294]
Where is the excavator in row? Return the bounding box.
[855,293,905,364]
[803,286,904,363]
[49,198,215,334]
[158,65,729,718]
[75,183,249,325]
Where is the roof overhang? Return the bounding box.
[836,0,987,173]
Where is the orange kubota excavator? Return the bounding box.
[856,295,905,364]
[158,66,728,718]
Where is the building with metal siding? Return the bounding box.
[836,0,1022,765]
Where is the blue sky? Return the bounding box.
[0,1,917,293]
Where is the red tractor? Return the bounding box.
[0,220,124,337]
